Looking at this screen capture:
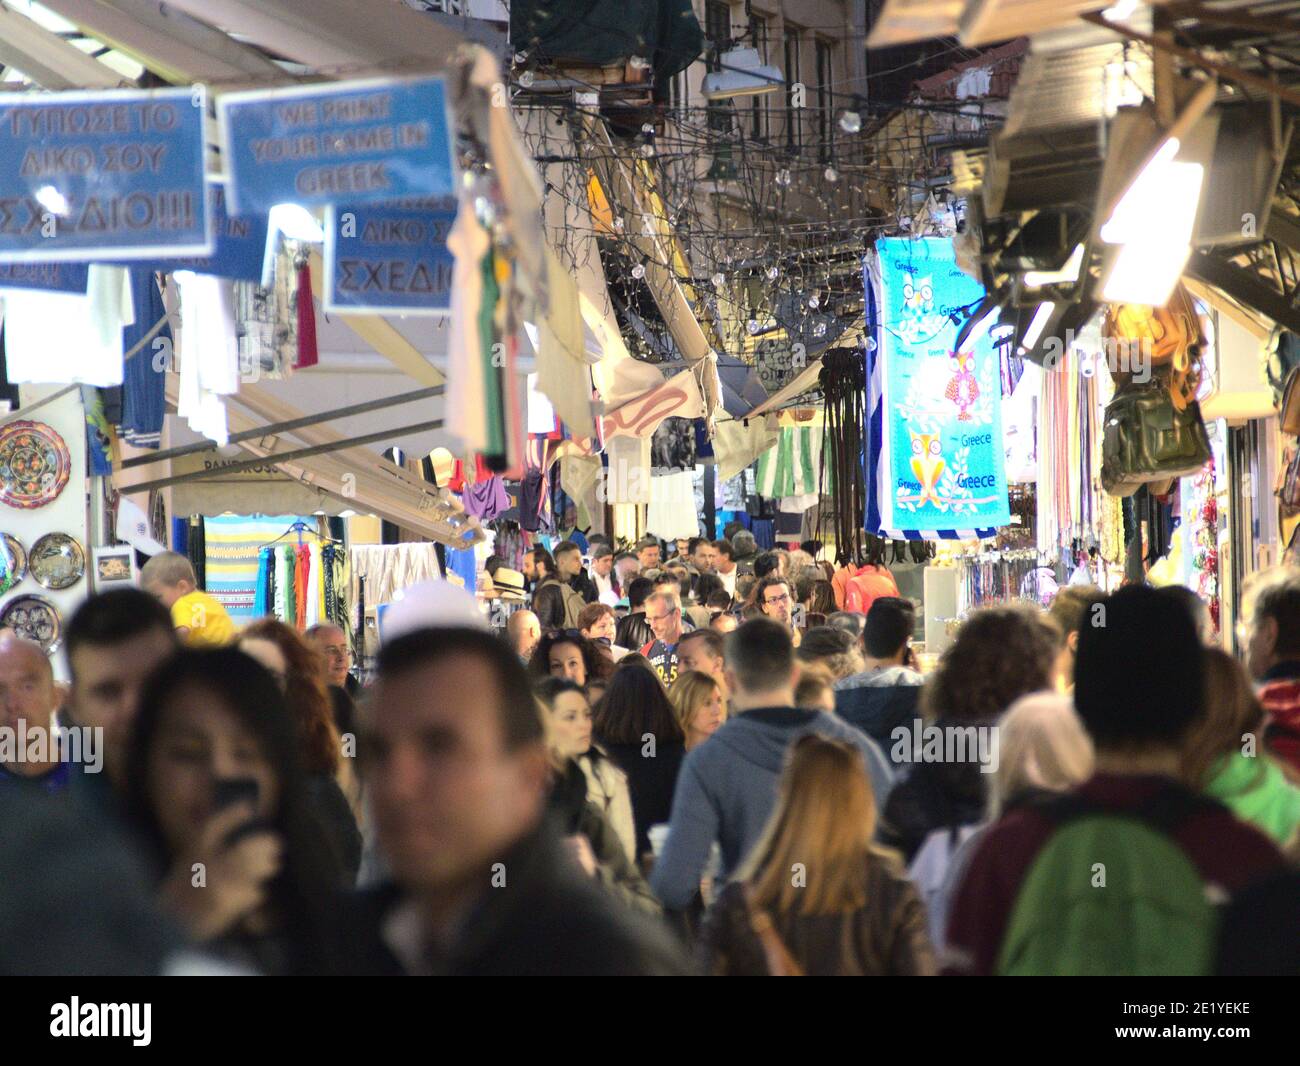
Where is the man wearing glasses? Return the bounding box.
[639,589,694,686]
[756,576,802,648]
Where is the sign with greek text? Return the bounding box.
[218,77,456,215]
[324,198,455,314]
[108,181,267,281]
[0,261,88,293]
[0,87,210,261]
[874,236,1010,533]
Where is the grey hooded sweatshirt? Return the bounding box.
[649,707,895,909]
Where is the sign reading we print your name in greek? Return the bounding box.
[218,77,457,215]
[0,87,209,261]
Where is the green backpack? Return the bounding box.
[996,789,1220,976]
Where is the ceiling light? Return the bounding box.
[1024,244,1085,288]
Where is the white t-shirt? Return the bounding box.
[0,265,134,386]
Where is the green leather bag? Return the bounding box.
[1101,373,1212,498]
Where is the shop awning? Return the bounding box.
[114,378,486,548]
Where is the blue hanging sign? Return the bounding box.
[107,181,267,281]
[218,77,457,215]
[0,87,210,262]
[873,236,1010,534]
[0,261,88,293]
[323,198,456,315]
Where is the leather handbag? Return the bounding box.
[1279,366,1300,437]
[1277,441,1300,510]
[1101,371,1212,497]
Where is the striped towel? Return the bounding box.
[203,514,311,625]
[754,425,831,498]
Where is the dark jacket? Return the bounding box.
[615,611,653,652]
[570,570,600,605]
[834,667,924,763]
[306,773,363,884]
[328,685,358,739]
[601,736,687,864]
[700,851,936,976]
[337,822,693,975]
[547,760,660,915]
[878,717,997,863]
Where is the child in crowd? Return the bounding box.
[140,551,236,647]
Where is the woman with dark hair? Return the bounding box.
[594,663,687,866]
[123,649,345,975]
[879,604,1062,862]
[527,630,613,689]
[239,618,361,881]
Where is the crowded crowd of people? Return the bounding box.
[1,533,1299,976]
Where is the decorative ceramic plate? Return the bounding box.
[29,532,85,590]
[0,533,26,594]
[0,421,71,509]
[0,594,61,653]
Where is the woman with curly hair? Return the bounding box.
[239,618,362,882]
[527,629,614,690]
[879,603,1062,862]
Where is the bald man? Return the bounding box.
[0,633,78,791]
[507,609,541,664]
[306,622,359,697]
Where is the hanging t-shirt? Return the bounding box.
[174,271,239,445]
[463,476,512,521]
[1,265,134,386]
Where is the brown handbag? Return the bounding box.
[1277,441,1300,510]
[1280,367,1300,437]
[743,887,806,977]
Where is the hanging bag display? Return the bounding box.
[1103,284,1203,411]
[1101,369,1212,497]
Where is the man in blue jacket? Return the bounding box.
[650,618,894,909]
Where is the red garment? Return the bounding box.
[295,261,319,368]
[294,545,310,628]
[1259,677,1300,777]
[844,565,900,614]
[943,774,1286,976]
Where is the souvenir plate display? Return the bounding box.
[0,533,26,594]
[0,421,71,509]
[0,594,61,653]
[29,532,85,590]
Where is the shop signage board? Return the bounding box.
[0,262,88,293]
[0,87,210,262]
[218,77,457,215]
[106,181,267,281]
[872,236,1011,535]
[323,198,456,314]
